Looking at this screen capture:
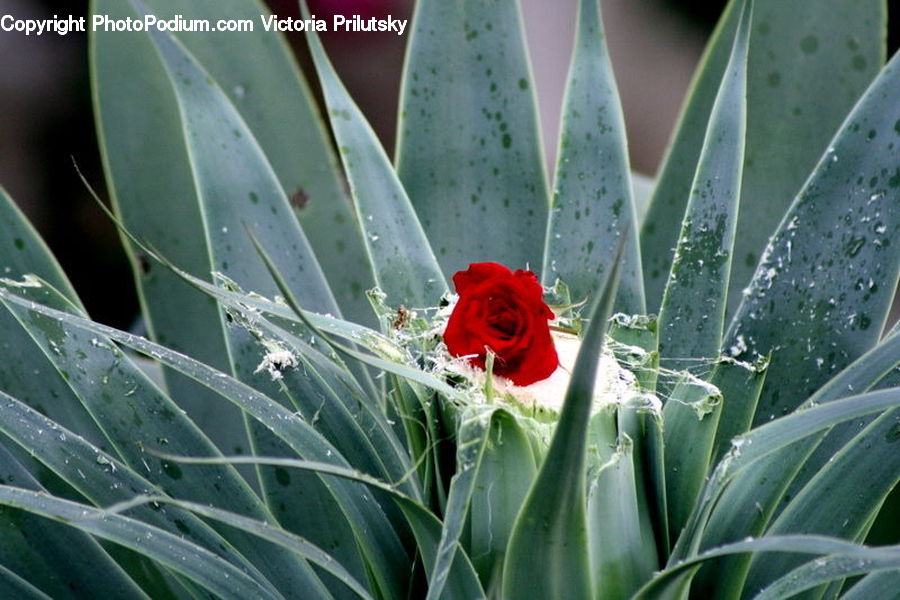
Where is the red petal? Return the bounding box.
[452,262,512,294]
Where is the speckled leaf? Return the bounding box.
[502,251,622,600]
[0,188,80,309]
[542,0,643,313]
[396,0,548,277]
[744,408,900,596]
[0,280,328,599]
[693,329,900,598]
[658,0,750,364]
[0,445,148,600]
[304,20,446,309]
[0,286,408,600]
[725,49,900,424]
[0,486,283,600]
[641,0,884,313]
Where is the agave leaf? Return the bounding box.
[0,564,54,600]
[694,329,900,597]
[543,0,644,313]
[107,496,372,600]
[467,410,537,585]
[743,408,900,595]
[839,570,900,600]
[709,356,768,464]
[0,280,333,597]
[92,0,370,323]
[632,535,891,599]
[752,545,900,600]
[0,286,409,599]
[0,445,149,600]
[725,48,900,424]
[170,454,486,600]
[0,486,285,600]
[396,0,548,276]
[674,388,900,568]
[657,0,750,365]
[587,435,658,600]
[425,406,497,600]
[641,0,884,312]
[0,390,281,591]
[0,188,80,308]
[502,247,623,600]
[662,372,723,543]
[302,7,446,310]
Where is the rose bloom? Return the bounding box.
[443,262,558,386]
[442,262,640,414]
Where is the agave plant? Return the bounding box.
[1,0,899,598]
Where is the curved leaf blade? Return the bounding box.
[396,0,548,276]
[543,0,644,313]
[303,14,446,309]
[641,0,885,312]
[658,0,750,364]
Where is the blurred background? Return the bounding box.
[0,0,897,328]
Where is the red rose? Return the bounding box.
[443,262,558,386]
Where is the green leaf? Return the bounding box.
[0,280,328,598]
[0,188,80,309]
[744,408,900,595]
[840,570,900,600]
[641,0,885,313]
[303,11,446,309]
[502,248,623,600]
[662,373,723,543]
[425,407,496,600]
[468,410,538,585]
[0,563,54,600]
[657,0,750,364]
[632,535,891,599]
[694,328,900,597]
[107,496,373,600]
[724,49,900,424]
[0,286,409,600]
[587,436,658,600]
[542,0,644,313]
[709,356,768,464]
[396,0,548,276]
[0,486,284,600]
[752,545,900,600]
[0,445,148,600]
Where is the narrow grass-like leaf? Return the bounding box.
[744,408,900,594]
[502,248,623,600]
[696,324,900,598]
[725,49,900,423]
[0,445,148,600]
[658,0,750,365]
[675,388,900,569]
[396,0,548,276]
[0,286,408,600]
[662,373,723,542]
[0,188,80,309]
[468,410,537,585]
[0,390,284,593]
[632,535,890,599]
[709,357,768,463]
[0,281,328,598]
[0,486,284,600]
[587,437,657,600]
[543,0,643,313]
[839,570,900,600]
[303,7,446,309]
[425,407,495,600]
[0,564,54,600]
[108,496,373,600]
[753,546,900,600]
[641,0,884,312]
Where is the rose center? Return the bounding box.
[485,297,521,339]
